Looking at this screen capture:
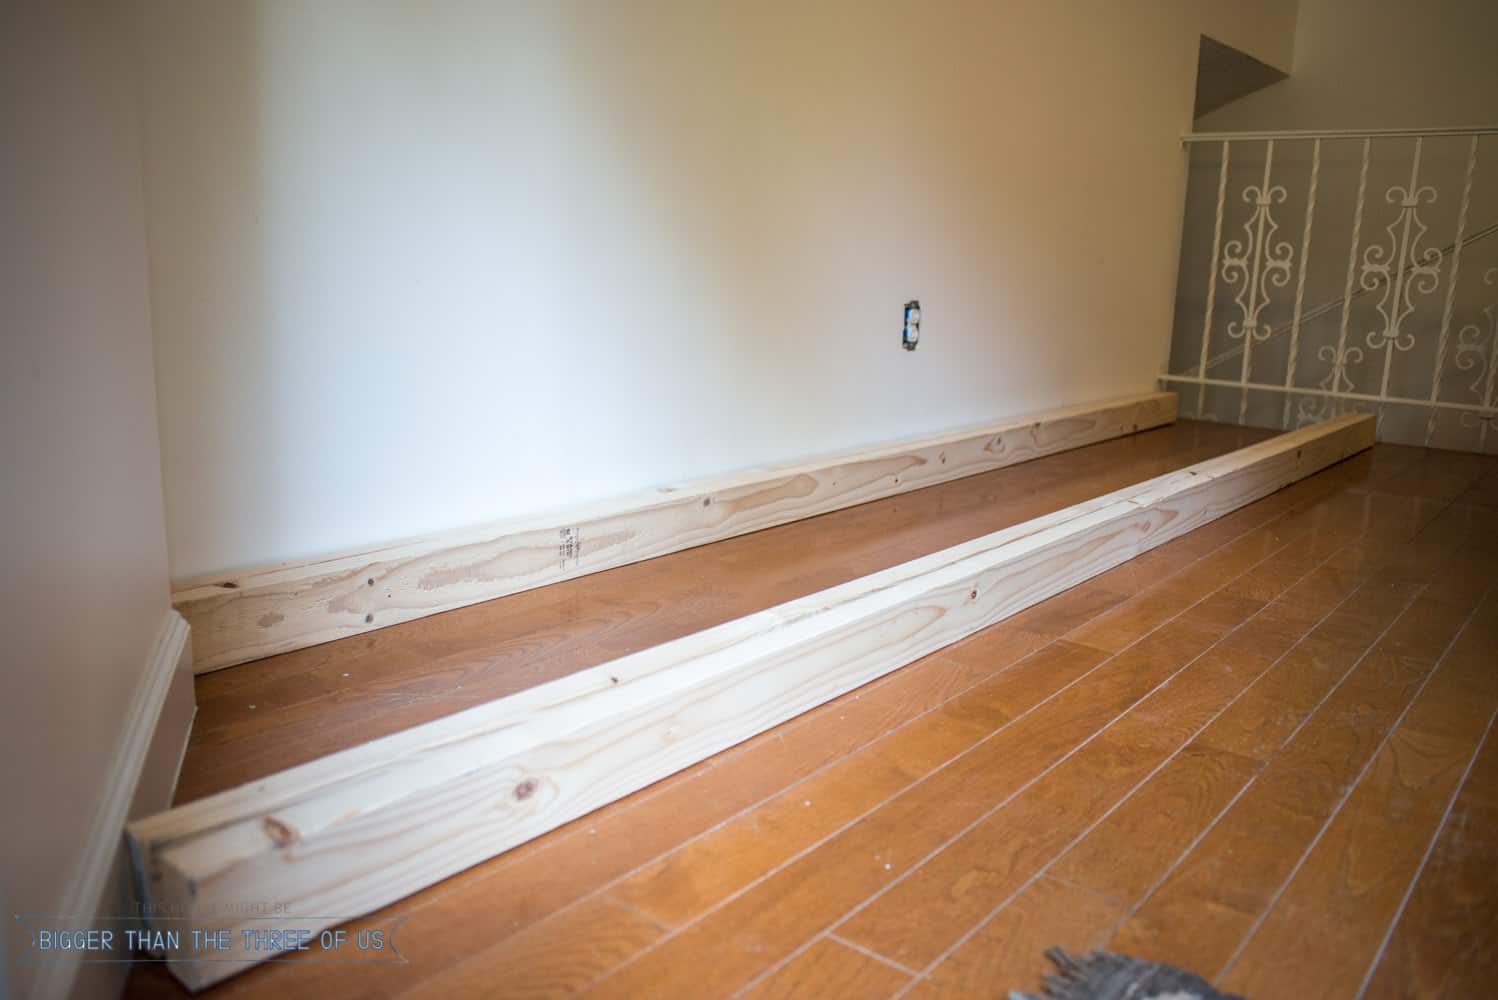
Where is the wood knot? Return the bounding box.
[219,581,240,590]
[514,779,538,801]
[263,815,299,846]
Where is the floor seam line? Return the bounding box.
[601,894,675,935]
[825,933,922,978]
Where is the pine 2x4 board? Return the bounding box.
[129,411,1375,990]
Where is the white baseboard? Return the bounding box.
[29,610,194,1000]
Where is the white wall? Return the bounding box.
[1196,0,1498,131]
[1,3,176,997]
[141,0,1298,580]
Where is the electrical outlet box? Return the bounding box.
[902,300,921,351]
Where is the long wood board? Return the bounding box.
[175,392,1177,671]
[128,412,1373,990]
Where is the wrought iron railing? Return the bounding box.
[1161,126,1498,452]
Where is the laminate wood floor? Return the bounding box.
[124,423,1498,999]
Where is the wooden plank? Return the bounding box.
[126,413,1371,991]
[903,592,1352,999]
[175,392,1176,672]
[395,895,666,1000]
[1106,587,1475,976]
[137,633,1053,1000]
[1049,744,1263,909]
[914,875,1124,999]
[1360,651,1498,996]
[740,938,910,1000]
[835,642,1276,970]
[1218,593,1498,998]
[1195,576,1427,762]
[172,424,1265,807]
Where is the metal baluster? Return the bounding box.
[1197,141,1231,418]
[1333,138,1372,421]
[1282,139,1321,428]
[1425,136,1479,444]
[1237,141,1277,424]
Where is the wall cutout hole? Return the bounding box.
[902,300,921,351]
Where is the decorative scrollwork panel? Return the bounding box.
[1165,130,1498,453]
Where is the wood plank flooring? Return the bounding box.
[125,425,1498,999]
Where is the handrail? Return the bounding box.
[1183,126,1498,143]
[1157,374,1498,419]
[1192,218,1498,377]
